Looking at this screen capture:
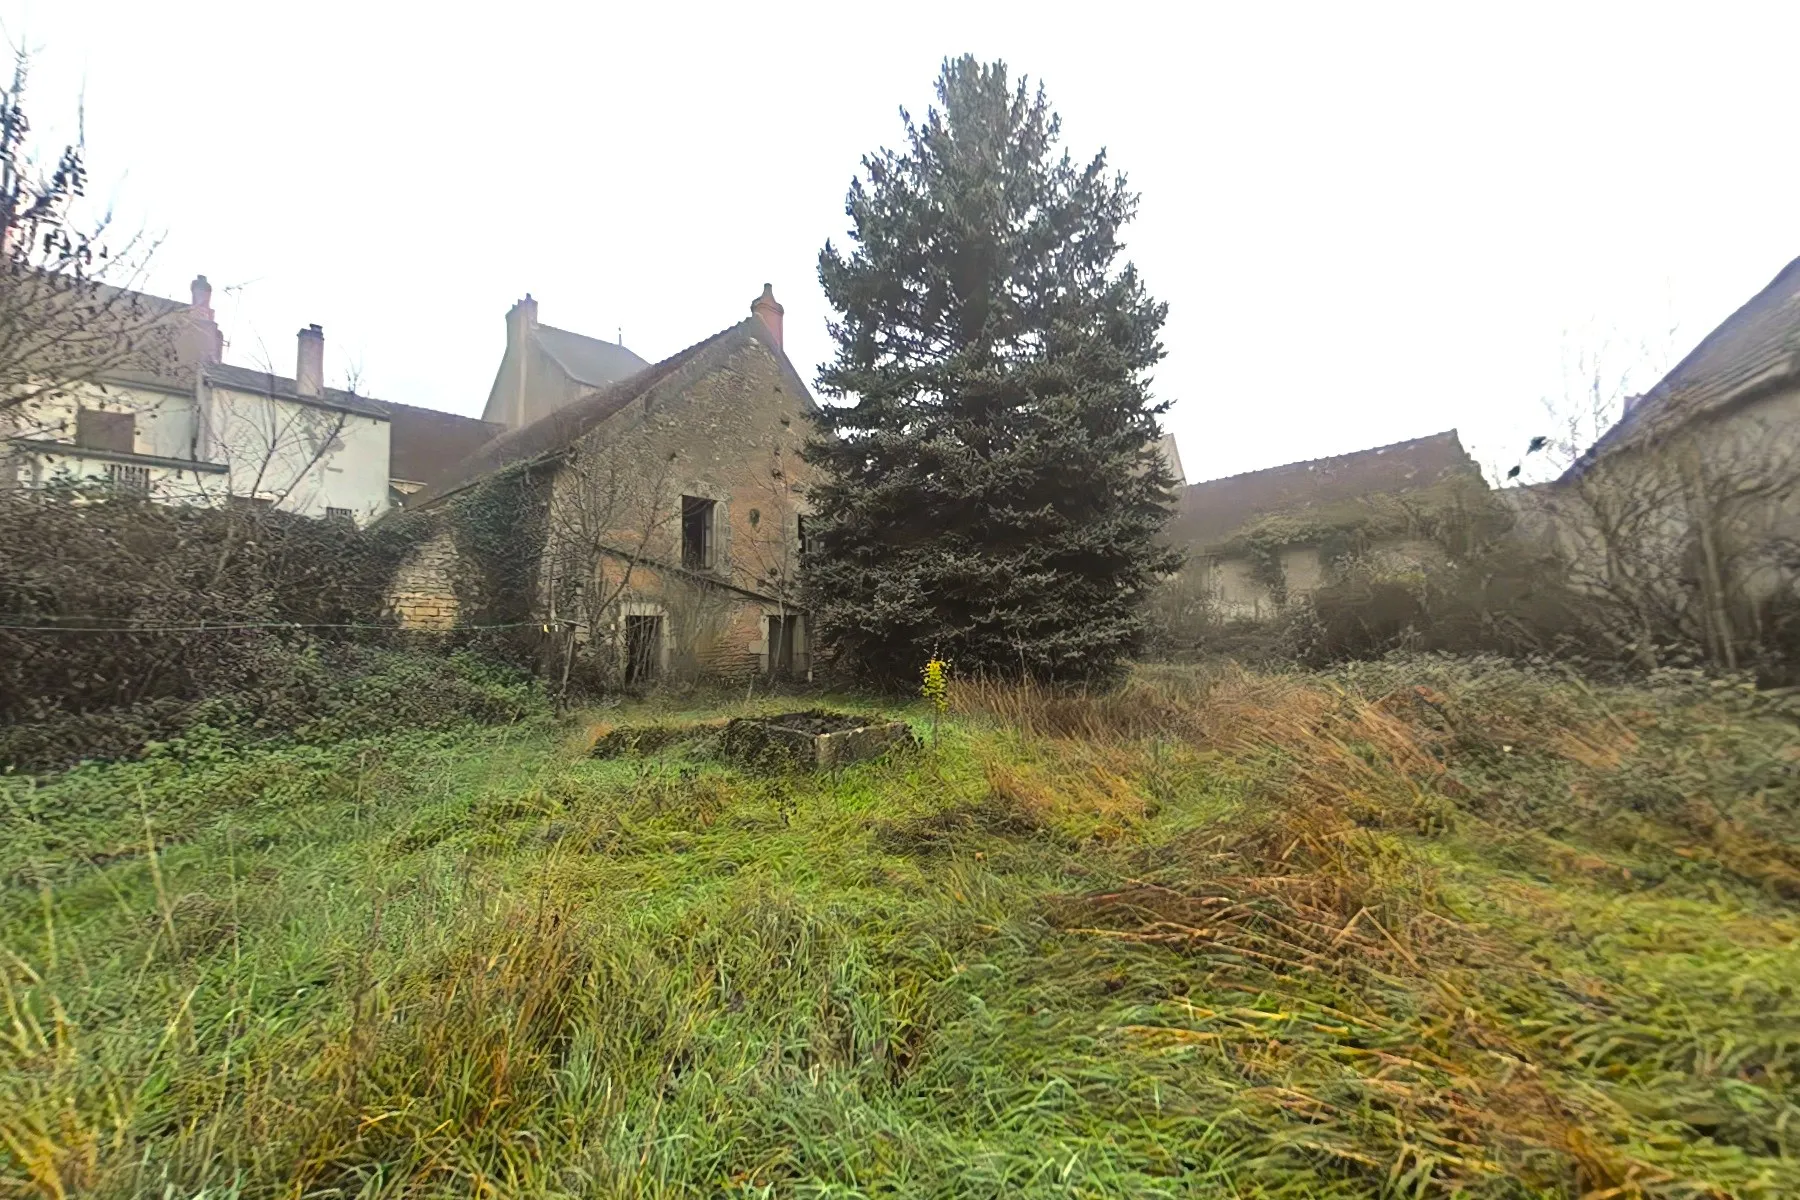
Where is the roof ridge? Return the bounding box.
[404,318,760,510]
[1642,254,1800,407]
[535,319,748,423]
[202,361,389,418]
[536,321,621,342]
[379,397,501,424]
[1184,430,1463,490]
[530,322,649,387]
[1564,253,1800,477]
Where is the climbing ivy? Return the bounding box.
[439,463,551,666]
[1242,537,1289,605]
[1208,477,1506,604]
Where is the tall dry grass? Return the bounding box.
[7,661,1797,1197]
[954,659,1800,1196]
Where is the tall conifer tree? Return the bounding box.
[803,55,1180,684]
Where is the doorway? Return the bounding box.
[624,614,663,685]
[767,614,799,677]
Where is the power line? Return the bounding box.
[0,619,578,635]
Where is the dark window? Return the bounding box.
[77,408,135,453]
[624,614,663,685]
[767,614,799,677]
[681,496,715,569]
[796,515,810,558]
[326,506,354,523]
[104,463,151,494]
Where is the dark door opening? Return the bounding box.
[624,614,663,685]
[767,614,799,677]
[681,496,715,569]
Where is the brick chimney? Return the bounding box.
[187,274,223,364]
[751,283,784,349]
[296,324,325,397]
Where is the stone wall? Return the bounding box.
[596,560,811,681]
[541,335,819,682]
[388,528,460,631]
[389,333,820,679]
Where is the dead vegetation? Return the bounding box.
[5,658,1797,1197]
[953,657,1800,1196]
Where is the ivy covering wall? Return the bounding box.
[1207,477,1504,602]
[386,463,553,667]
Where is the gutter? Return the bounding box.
[7,438,230,474]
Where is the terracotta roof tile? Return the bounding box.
[385,402,505,489]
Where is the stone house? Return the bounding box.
[1516,255,1800,662]
[390,285,819,682]
[1167,430,1485,618]
[1,274,488,522]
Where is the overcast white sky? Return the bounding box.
[6,1,1796,483]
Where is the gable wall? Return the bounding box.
[1518,385,1800,611]
[396,336,821,677]
[547,337,817,677]
[482,336,612,432]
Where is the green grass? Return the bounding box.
[3,661,1799,1197]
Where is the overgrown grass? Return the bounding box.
[4,658,1798,1197]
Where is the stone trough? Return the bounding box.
[718,710,914,771]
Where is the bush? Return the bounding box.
[1287,544,1604,667]
[0,488,546,771]
[1,488,417,710]
[0,646,546,773]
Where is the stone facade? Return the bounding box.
[543,326,817,681]
[1172,432,1484,619]
[389,529,461,631]
[393,288,819,683]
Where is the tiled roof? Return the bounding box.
[202,362,390,418]
[384,401,504,488]
[1568,255,1800,475]
[534,325,651,387]
[406,317,777,510]
[1171,430,1478,546]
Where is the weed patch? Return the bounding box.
[4,660,1798,1196]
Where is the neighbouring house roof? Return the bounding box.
[1568,254,1800,476]
[1171,430,1479,546]
[407,316,803,510]
[533,325,651,388]
[384,401,505,489]
[202,362,390,419]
